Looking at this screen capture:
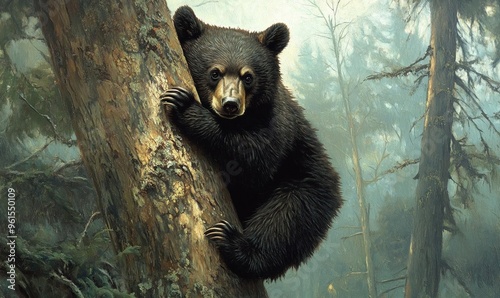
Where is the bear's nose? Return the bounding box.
[222,97,240,114]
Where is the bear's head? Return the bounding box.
[173,6,289,119]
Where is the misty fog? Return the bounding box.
[1,0,499,297]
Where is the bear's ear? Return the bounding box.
[258,23,290,55]
[173,6,204,43]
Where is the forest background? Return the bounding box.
[1,0,499,297]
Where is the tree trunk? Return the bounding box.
[336,54,377,298]
[405,0,457,297]
[341,67,378,298]
[34,0,268,296]
[324,8,377,298]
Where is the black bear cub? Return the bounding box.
[161,6,342,279]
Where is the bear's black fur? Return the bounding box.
[161,6,342,279]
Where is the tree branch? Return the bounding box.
[19,93,76,147]
[5,140,53,170]
[77,211,102,247]
[365,46,431,81]
[456,61,500,92]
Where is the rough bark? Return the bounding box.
[33,0,268,296]
[405,0,457,297]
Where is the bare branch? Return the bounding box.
[366,64,429,81]
[192,0,219,7]
[381,158,420,176]
[347,271,367,276]
[53,160,84,175]
[410,72,428,95]
[341,232,363,240]
[378,285,405,296]
[77,211,102,247]
[364,64,429,81]
[0,168,89,187]
[379,275,406,284]
[365,46,431,81]
[410,109,426,135]
[5,140,54,170]
[19,93,77,147]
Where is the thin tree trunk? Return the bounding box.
[339,64,378,298]
[405,0,457,297]
[323,5,377,296]
[34,0,268,296]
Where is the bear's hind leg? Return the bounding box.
[205,181,339,279]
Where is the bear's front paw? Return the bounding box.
[160,86,194,112]
[204,220,240,247]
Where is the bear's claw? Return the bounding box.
[160,86,194,111]
[205,220,239,245]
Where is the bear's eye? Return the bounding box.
[242,73,253,86]
[210,69,221,81]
